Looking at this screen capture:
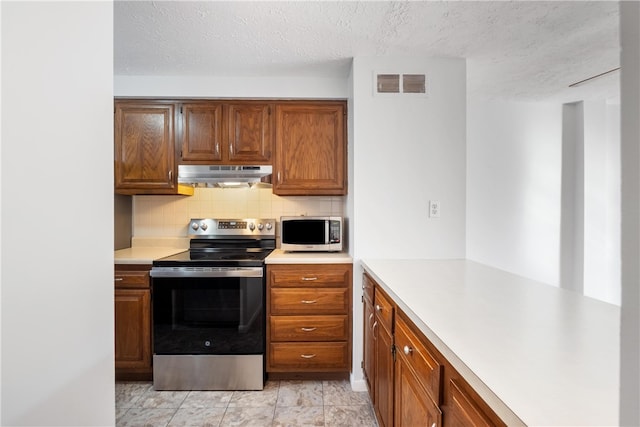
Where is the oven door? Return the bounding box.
[151,267,265,356]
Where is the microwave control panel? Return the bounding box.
[329,220,341,243]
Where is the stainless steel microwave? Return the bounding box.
[280,216,343,252]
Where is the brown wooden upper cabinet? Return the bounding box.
[115,100,193,195]
[180,102,224,162]
[273,101,347,195]
[180,101,273,165]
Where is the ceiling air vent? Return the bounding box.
[375,72,427,96]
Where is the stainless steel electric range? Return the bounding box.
[150,218,276,391]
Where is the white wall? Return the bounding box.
[583,99,621,304]
[467,97,621,305]
[1,3,114,426]
[619,1,640,423]
[467,99,563,286]
[351,57,467,260]
[114,75,348,99]
[349,56,467,387]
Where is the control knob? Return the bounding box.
[257,223,264,231]
[266,222,273,230]
[249,223,255,231]
[200,222,208,231]
[191,222,199,230]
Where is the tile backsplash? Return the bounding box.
[133,187,345,237]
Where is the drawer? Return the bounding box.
[270,288,349,315]
[268,342,349,371]
[269,264,351,288]
[114,268,150,289]
[270,315,348,341]
[395,315,442,403]
[374,287,394,332]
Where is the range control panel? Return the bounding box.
[188,218,275,237]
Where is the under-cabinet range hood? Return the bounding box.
[178,165,272,187]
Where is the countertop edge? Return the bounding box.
[265,249,352,264]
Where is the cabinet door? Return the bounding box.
[115,102,176,192]
[181,102,224,162]
[395,346,442,427]
[363,291,375,398]
[374,321,394,427]
[274,102,347,195]
[446,379,494,427]
[114,289,151,370]
[227,103,272,163]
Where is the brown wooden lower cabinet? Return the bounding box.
[363,272,506,427]
[373,286,395,427]
[395,355,442,427]
[266,263,352,376]
[114,264,152,380]
[362,273,375,398]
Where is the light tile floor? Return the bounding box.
[116,379,378,427]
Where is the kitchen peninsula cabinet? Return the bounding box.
[273,102,347,195]
[180,101,273,164]
[373,286,395,427]
[266,263,352,376]
[362,272,504,427]
[114,100,193,196]
[114,264,152,380]
[362,273,375,396]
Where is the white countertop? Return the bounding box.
[361,259,620,427]
[114,247,187,264]
[265,249,352,264]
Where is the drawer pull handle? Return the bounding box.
[114,277,124,282]
[301,327,317,332]
[376,304,383,312]
[300,354,317,359]
[301,276,318,281]
[403,345,413,355]
[301,300,317,304]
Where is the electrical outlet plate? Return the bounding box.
[429,200,440,218]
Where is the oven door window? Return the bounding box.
[152,276,265,355]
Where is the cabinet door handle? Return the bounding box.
[300,354,317,359]
[368,313,375,329]
[215,143,219,155]
[168,170,172,181]
[403,345,413,355]
[300,300,317,304]
[301,276,318,281]
[375,304,383,312]
[301,327,317,332]
[229,144,233,154]
[277,171,281,183]
[372,321,378,340]
[114,277,123,282]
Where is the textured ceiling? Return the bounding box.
[114,1,620,101]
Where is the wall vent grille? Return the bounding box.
[374,72,427,96]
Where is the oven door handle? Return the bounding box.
[150,266,264,278]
